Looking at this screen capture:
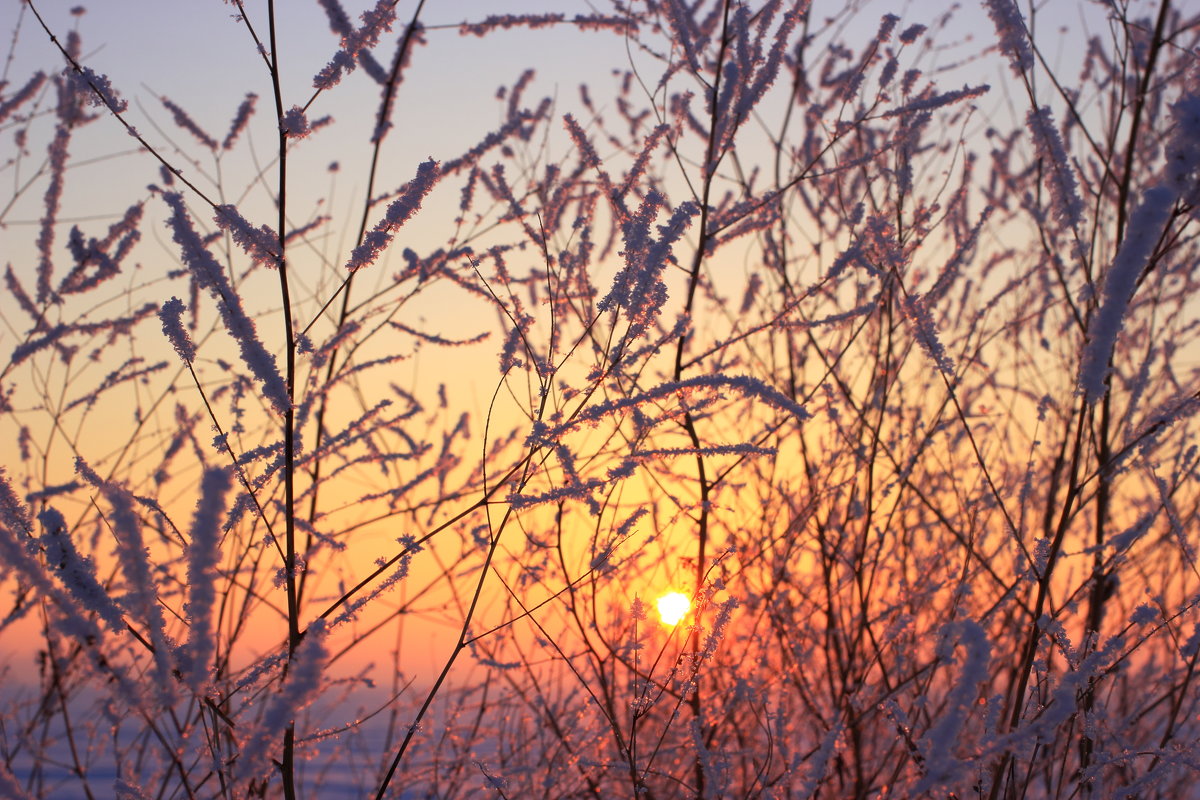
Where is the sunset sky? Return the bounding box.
[0,0,1122,672]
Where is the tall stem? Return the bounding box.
[671,3,733,795]
[264,2,299,797]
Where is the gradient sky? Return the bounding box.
[0,0,1123,683]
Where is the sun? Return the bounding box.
[656,592,691,626]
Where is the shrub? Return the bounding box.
[1,1,1199,797]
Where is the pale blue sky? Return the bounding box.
[0,0,1117,341]
[2,0,1110,235]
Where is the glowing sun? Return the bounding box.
[656,592,691,626]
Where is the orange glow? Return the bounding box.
[656,592,690,626]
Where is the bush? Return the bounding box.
[2,1,1199,797]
